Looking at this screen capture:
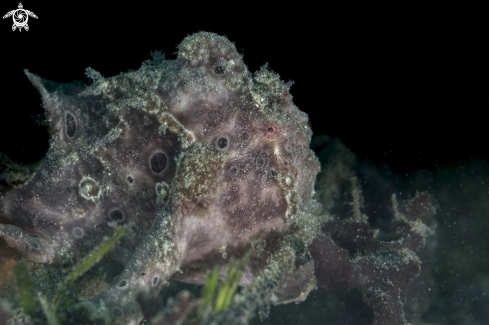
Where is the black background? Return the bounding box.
[1,2,487,176]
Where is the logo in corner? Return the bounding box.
[3,3,37,32]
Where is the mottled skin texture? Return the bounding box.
[0,33,437,325]
[0,32,321,323]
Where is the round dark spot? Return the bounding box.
[127,176,133,183]
[216,135,230,151]
[218,137,228,149]
[110,210,124,221]
[214,66,225,74]
[151,152,168,173]
[270,169,277,177]
[141,273,146,276]
[119,280,127,288]
[153,276,159,286]
[131,308,136,316]
[72,227,84,238]
[265,122,282,139]
[227,166,240,179]
[65,112,77,138]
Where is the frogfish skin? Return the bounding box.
[0,31,322,324]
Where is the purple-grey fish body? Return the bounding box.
[0,32,322,324]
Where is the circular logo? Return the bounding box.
[13,9,28,28]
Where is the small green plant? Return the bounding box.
[213,255,249,313]
[13,261,35,317]
[13,225,128,325]
[52,225,127,309]
[185,231,265,325]
[187,253,250,325]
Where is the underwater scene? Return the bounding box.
[1,2,488,325]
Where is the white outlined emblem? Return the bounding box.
[3,3,37,32]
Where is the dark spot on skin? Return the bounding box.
[270,169,277,177]
[214,66,225,74]
[216,135,230,151]
[127,176,133,183]
[151,152,168,173]
[218,137,228,149]
[227,165,240,180]
[66,112,76,137]
[110,210,124,221]
[119,280,127,287]
[141,273,146,276]
[72,227,84,238]
[265,122,281,139]
[153,276,159,286]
